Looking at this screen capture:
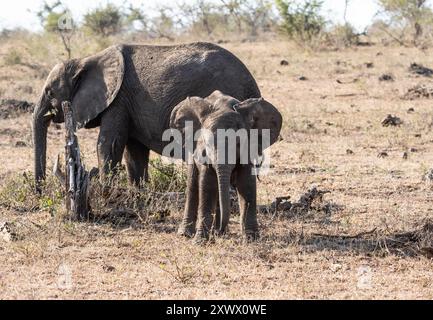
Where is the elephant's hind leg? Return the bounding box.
[178,164,199,238]
[125,139,149,187]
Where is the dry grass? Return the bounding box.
[1,38,433,299]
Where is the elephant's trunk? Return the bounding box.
[33,95,52,192]
[215,164,234,234]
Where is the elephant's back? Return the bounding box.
[121,42,260,102]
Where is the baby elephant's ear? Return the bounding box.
[170,97,212,134]
[237,98,283,146]
[72,46,125,128]
[170,97,213,161]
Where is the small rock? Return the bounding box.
[346,149,354,155]
[407,107,415,113]
[410,147,418,152]
[379,74,395,82]
[409,63,433,77]
[376,52,383,56]
[403,152,408,160]
[423,169,433,181]
[280,60,289,66]
[382,114,403,127]
[298,76,308,81]
[15,141,27,147]
[415,134,422,138]
[378,151,388,158]
[330,263,343,272]
[216,39,229,44]
[0,222,17,242]
[365,62,374,68]
[102,264,116,272]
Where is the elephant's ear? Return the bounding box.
[170,97,213,134]
[236,98,283,146]
[170,97,214,160]
[72,46,125,128]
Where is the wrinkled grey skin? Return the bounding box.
[170,90,282,241]
[33,42,260,191]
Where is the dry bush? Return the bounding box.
[0,158,187,224]
[88,162,186,226]
[3,49,23,66]
[325,24,361,48]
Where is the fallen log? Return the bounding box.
[62,101,90,220]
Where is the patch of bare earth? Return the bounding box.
[1,41,433,299]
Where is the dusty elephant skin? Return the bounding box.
[33,42,260,191]
[170,91,282,241]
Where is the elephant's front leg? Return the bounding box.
[124,139,150,187]
[97,109,129,184]
[235,165,259,240]
[178,164,199,238]
[195,166,218,242]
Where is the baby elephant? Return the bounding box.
[169,90,282,242]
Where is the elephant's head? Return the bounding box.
[170,90,282,233]
[205,90,282,160]
[33,46,124,190]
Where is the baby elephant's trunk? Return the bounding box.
[215,164,235,234]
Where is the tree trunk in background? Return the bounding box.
[63,101,90,220]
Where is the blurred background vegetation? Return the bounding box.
[2,1,433,58]
[1,0,433,107]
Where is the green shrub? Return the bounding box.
[44,11,65,32]
[0,173,63,215]
[83,4,123,36]
[275,0,326,45]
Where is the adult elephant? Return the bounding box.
[33,42,260,190]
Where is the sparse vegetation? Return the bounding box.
[3,49,23,66]
[0,173,63,215]
[148,158,187,193]
[377,0,433,46]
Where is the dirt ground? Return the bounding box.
[1,40,433,299]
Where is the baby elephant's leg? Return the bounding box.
[195,166,218,242]
[178,164,199,237]
[235,165,259,241]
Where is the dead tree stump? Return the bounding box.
[62,101,90,220]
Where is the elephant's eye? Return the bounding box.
[51,98,59,107]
